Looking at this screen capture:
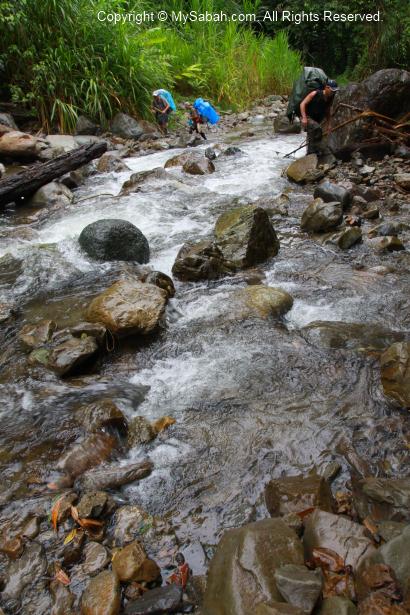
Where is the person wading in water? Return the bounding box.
[151,91,172,135]
[299,80,339,155]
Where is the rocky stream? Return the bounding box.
[0,68,410,615]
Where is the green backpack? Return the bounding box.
[287,67,328,122]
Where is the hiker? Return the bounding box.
[299,80,339,155]
[151,90,173,135]
[188,105,207,140]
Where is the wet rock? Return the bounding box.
[357,593,408,615]
[362,207,379,220]
[368,222,404,238]
[69,322,108,346]
[172,240,235,281]
[124,584,183,614]
[0,112,18,130]
[47,332,99,376]
[0,536,24,559]
[82,541,110,576]
[75,459,153,491]
[214,205,280,268]
[29,181,73,208]
[274,114,301,134]
[164,152,194,168]
[318,596,357,615]
[0,130,42,161]
[120,167,169,195]
[61,528,86,566]
[274,564,323,613]
[0,252,23,285]
[394,173,410,191]
[112,540,160,582]
[127,416,156,447]
[370,236,405,252]
[236,285,293,319]
[77,491,115,518]
[265,473,334,516]
[50,579,75,615]
[202,518,304,615]
[286,155,323,183]
[301,198,343,232]
[19,320,56,350]
[74,399,127,433]
[2,542,47,600]
[81,569,121,615]
[223,146,243,156]
[205,147,217,160]
[300,321,405,351]
[97,152,130,173]
[380,342,410,408]
[314,181,352,209]
[113,505,152,547]
[58,432,114,479]
[86,277,167,337]
[352,477,410,522]
[76,115,99,136]
[328,227,362,250]
[79,219,150,263]
[303,509,375,571]
[183,156,215,175]
[111,113,144,140]
[255,602,305,614]
[144,271,175,298]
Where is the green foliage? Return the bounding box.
[0,0,301,131]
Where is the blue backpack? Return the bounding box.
[156,89,176,112]
[193,98,220,125]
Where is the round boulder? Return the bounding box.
[79,219,149,263]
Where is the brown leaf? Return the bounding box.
[295,507,316,519]
[153,416,176,434]
[70,505,79,524]
[312,547,345,573]
[55,567,71,586]
[51,496,64,533]
[77,518,104,529]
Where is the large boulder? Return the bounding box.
[303,509,375,571]
[0,130,42,161]
[172,240,235,281]
[286,155,323,183]
[183,156,215,175]
[380,342,410,408]
[202,518,304,615]
[314,181,352,209]
[164,152,194,168]
[86,278,167,337]
[29,181,73,208]
[352,477,410,523]
[79,219,150,263]
[235,286,293,319]
[111,113,144,140]
[328,69,410,158]
[81,570,121,615]
[214,205,280,268]
[301,198,343,233]
[265,473,334,517]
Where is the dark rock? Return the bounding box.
[314,181,352,209]
[368,222,404,237]
[301,199,343,232]
[362,208,379,220]
[58,433,114,480]
[318,596,357,615]
[125,584,183,614]
[81,569,121,615]
[120,168,169,195]
[79,219,150,263]
[2,542,47,600]
[74,400,127,433]
[352,477,410,522]
[76,115,99,136]
[77,491,115,518]
[86,277,167,337]
[286,155,323,183]
[172,240,235,281]
[328,227,362,250]
[274,564,323,613]
[61,528,86,566]
[205,147,217,160]
[223,146,243,156]
[111,113,144,140]
[19,320,56,350]
[182,157,215,175]
[202,518,304,615]
[69,322,108,346]
[303,509,375,571]
[265,473,334,516]
[81,542,110,576]
[112,540,160,582]
[75,459,153,491]
[370,236,404,252]
[274,114,301,134]
[380,342,410,408]
[214,205,280,268]
[143,271,175,298]
[50,579,75,615]
[46,332,99,376]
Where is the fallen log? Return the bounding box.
[0,141,107,207]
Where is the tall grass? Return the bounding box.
[0,0,301,131]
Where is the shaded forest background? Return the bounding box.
[0,0,408,132]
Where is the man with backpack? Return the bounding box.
[287,68,338,156]
[299,79,339,154]
[151,89,176,136]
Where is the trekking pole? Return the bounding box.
[284,140,307,158]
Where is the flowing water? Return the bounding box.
[1,128,410,576]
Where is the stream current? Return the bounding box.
[1,128,410,574]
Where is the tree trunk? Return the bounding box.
[0,141,107,207]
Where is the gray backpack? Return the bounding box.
[287,67,328,121]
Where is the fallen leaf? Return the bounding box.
[296,507,316,519]
[55,567,71,586]
[153,416,176,434]
[70,506,79,524]
[63,529,77,545]
[77,518,104,529]
[51,496,64,533]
